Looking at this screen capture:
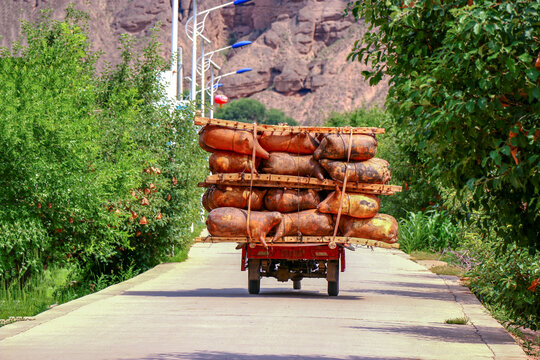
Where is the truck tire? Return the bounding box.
[293,280,301,290]
[327,280,339,296]
[327,260,339,296]
[248,279,260,294]
[248,260,261,295]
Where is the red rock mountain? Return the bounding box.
[0,0,387,124]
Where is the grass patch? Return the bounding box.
[408,250,467,277]
[409,249,471,268]
[410,250,441,261]
[0,282,50,321]
[0,264,137,324]
[0,267,76,322]
[445,317,469,325]
[1,243,195,326]
[430,264,465,277]
[164,245,190,263]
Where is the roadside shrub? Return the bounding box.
[0,266,77,319]
[91,31,207,277]
[324,108,385,128]
[399,210,460,253]
[0,7,206,285]
[466,239,540,330]
[347,0,540,251]
[265,108,297,125]
[0,8,124,282]
[0,210,50,282]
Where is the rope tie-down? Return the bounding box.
[246,122,263,247]
[330,128,354,249]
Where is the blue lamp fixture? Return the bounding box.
[231,41,252,49]
[236,68,252,74]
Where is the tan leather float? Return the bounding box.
[258,131,319,154]
[318,188,380,218]
[339,213,399,243]
[313,134,377,161]
[209,151,260,174]
[260,152,326,180]
[272,209,334,241]
[206,207,282,246]
[319,158,391,184]
[202,186,267,211]
[264,188,321,213]
[199,125,269,159]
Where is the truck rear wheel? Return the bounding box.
[327,260,339,296]
[327,280,339,296]
[248,259,261,295]
[248,279,260,294]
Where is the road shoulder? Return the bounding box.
[0,262,179,341]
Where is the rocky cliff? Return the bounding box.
[0,0,387,124]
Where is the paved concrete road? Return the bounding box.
[0,243,526,360]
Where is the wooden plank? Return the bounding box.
[194,116,385,135]
[199,173,402,195]
[194,236,400,249]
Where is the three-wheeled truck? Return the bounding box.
[242,242,345,296]
[194,117,401,296]
[198,232,398,296]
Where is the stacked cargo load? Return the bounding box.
[194,117,402,250]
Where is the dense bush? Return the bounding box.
[216,98,298,125]
[324,108,385,128]
[0,210,50,282]
[0,8,206,285]
[398,210,460,253]
[466,238,540,330]
[347,0,540,251]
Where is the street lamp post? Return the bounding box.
[185,0,253,103]
[177,46,183,98]
[171,0,179,98]
[190,0,197,101]
[199,40,252,116]
[208,68,252,118]
[210,65,215,117]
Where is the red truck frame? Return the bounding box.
[241,243,347,296]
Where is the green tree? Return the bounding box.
[264,108,297,125]
[216,98,298,125]
[325,108,385,127]
[0,7,206,284]
[347,0,540,251]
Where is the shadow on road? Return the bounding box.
[348,324,515,344]
[122,288,362,300]
[124,351,415,360]
[345,287,478,304]
[359,280,455,290]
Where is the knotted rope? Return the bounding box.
[330,128,354,248]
